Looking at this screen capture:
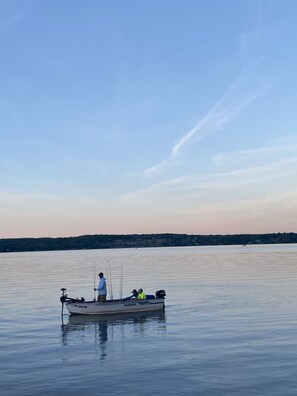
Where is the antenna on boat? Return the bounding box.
[108,261,113,300]
[119,262,123,301]
[93,264,96,301]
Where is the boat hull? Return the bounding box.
[66,298,165,315]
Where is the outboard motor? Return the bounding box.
[155,289,166,298]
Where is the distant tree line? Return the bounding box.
[0,232,297,253]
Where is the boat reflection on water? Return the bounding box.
[61,311,167,361]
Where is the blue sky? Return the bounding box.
[1,0,297,237]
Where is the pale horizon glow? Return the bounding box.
[1,1,297,238]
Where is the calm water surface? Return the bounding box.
[1,245,297,395]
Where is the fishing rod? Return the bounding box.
[108,261,113,300]
[93,264,96,301]
[119,262,123,301]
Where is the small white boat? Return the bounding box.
[60,288,166,316]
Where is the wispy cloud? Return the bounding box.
[144,82,272,177]
[0,191,51,203]
[144,18,279,178]
[125,157,297,202]
[212,141,297,166]
[0,10,23,31]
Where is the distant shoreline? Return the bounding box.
[0,232,297,253]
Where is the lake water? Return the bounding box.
[1,244,297,395]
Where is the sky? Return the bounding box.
[1,0,297,238]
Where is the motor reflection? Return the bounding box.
[61,311,167,361]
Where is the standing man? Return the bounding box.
[94,272,107,302]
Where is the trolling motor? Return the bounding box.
[60,288,67,304]
[60,288,86,324]
[60,288,67,323]
[60,288,85,303]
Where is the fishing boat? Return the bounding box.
[60,288,166,316]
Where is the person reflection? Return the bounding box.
[61,311,167,362]
[60,316,109,362]
[96,320,108,360]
